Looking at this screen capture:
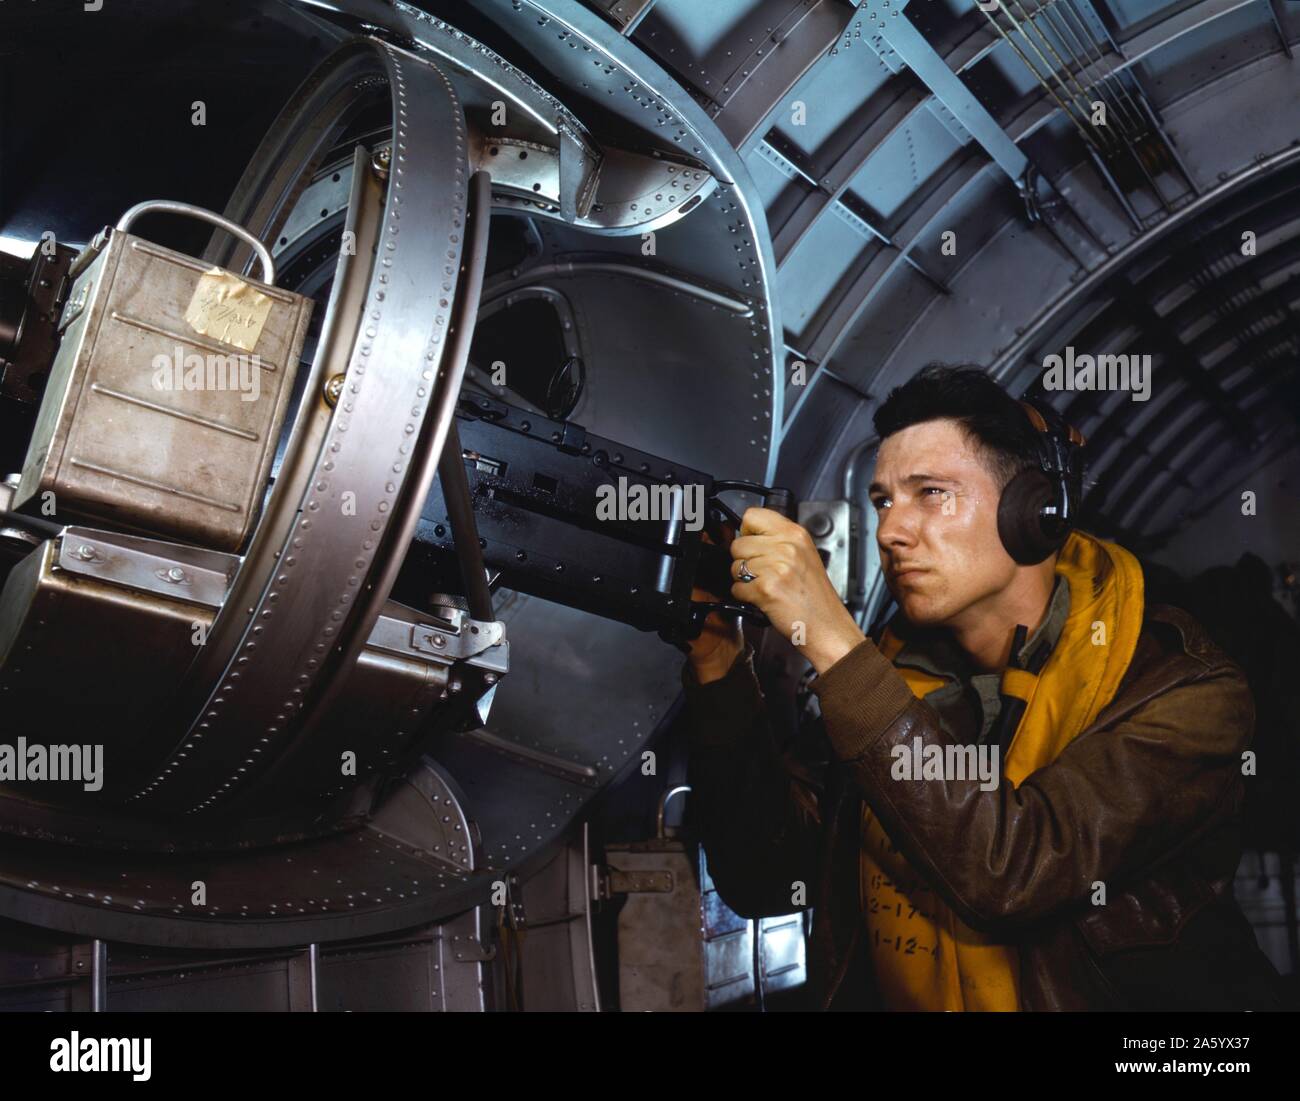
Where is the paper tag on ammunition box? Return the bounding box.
[184,267,274,352]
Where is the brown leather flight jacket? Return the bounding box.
[682,603,1286,1011]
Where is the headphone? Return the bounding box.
[996,396,1088,565]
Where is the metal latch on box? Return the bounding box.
[599,869,675,896]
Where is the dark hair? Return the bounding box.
[872,365,1039,490]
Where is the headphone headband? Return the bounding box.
[1017,398,1086,449]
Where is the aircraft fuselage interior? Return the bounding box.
[0,0,1298,1024]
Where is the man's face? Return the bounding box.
[869,418,1018,627]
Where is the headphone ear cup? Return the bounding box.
[997,469,1064,565]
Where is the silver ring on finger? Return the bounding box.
[737,559,757,583]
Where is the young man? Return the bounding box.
[682,365,1284,1011]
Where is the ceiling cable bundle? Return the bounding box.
[979,0,1190,217]
[978,0,1145,155]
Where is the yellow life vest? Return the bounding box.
[858,528,1144,1010]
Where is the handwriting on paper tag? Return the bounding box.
[184,267,273,352]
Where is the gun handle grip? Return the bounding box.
[764,487,796,519]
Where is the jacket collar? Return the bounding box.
[888,573,1072,685]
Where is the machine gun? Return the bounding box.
[404,392,798,649]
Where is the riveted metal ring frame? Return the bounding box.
[0,759,500,950]
[304,0,720,234]
[241,169,496,814]
[123,37,473,816]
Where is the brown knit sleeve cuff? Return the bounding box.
[810,638,916,760]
